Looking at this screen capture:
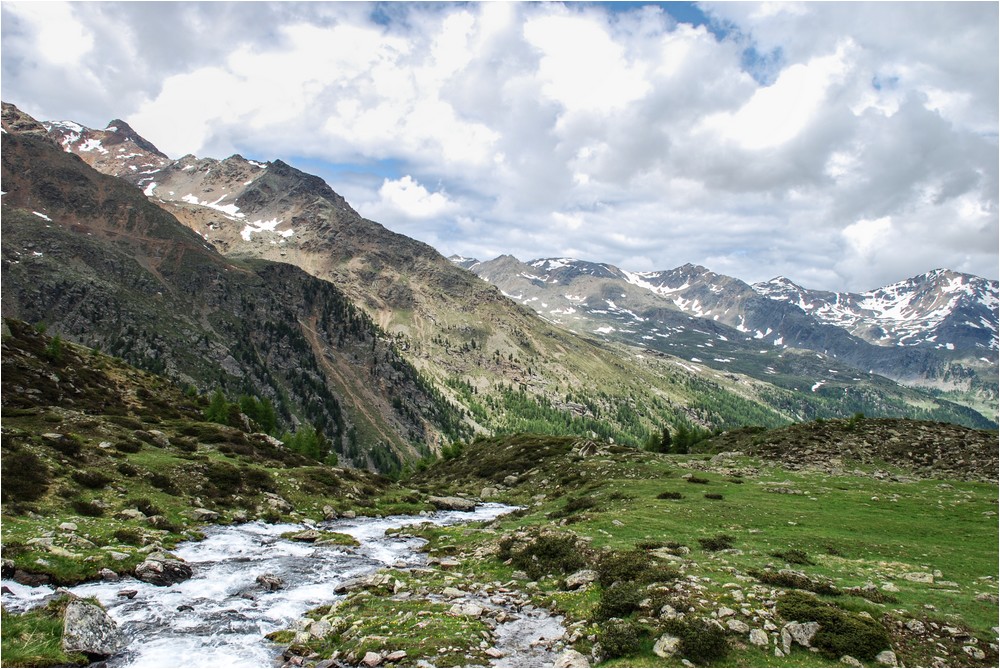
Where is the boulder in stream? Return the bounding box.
[135,553,193,586]
[62,599,124,658]
[428,496,477,512]
[256,573,285,591]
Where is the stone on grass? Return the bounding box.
[442,587,466,599]
[875,650,898,667]
[565,569,598,590]
[653,633,682,658]
[191,508,219,522]
[554,649,590,667]
[62,599,124,658]
[749,629,769,646]
[727,619,750,634]
[963,646,986,660]
[901,572,934,584]
[784,621,820,649]
[385,650,408,662]
[840,655,862,667]
[362,651,383,667]
[449,602,485,617]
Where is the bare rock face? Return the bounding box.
[135,553,193,586]
[62,599,124,658]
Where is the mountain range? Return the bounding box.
[2,102,994,476]
[456,255,998,423]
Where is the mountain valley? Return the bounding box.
[1,101,998,669]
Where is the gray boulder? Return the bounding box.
[256,573,285,591]
[428,496,477,512]
[653,633,682,658]
[565,569,598,590]
[554,649,591,667]
[135,554,193,586]
[62,599,124,658]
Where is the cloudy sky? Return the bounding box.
[2,1,997,291]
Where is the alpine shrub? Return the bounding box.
[662,618,729,665]
[777,592,890,661]
[698,534,735,551]
[597,619,645,660]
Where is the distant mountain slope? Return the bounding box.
[1,104,465,472]
[28,103,994,434]
[753,270,999,352]
[462,255,997,425]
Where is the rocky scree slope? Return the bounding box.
[1,107,463,470]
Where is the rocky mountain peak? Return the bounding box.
[1,102,48,136]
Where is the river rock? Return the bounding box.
[442,586,466,599]
[62,599,124,658]
[565,569,598,590]
[191,508,220,522]
[135,554,193,586]
[449,601,485,617]
[98,568,119,582]
[875,650,898,666]
[256,573,285,591]
[554,649,590,667]
[117,590,138,599]
[428,496,477,512]
[653,633,682,658]
[322,505,338,520]
[342,510,356,519]
[288,529,321,542]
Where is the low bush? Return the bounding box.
[777,591,890,661]
[656,491,683,500]
[1,451,50,503]
[71,470,112,490]
[71,500,105,517]
[504,533,587,581]
[686,476,710,484]
[661,618,729,665]
[597,550,680,587]
[148,473,179,494]
[704,493,723,500]
[552,496,599,518]
[595,581,644,620]
[698,534,735,551]
[597,619,645,660]
[750,568,840,596]
[113,528,144,545]
[114,440,142,454]
[770,548,815,565]
[116,462,140,477]
[128,498,162,517]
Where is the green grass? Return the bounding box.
[0,597,88,668]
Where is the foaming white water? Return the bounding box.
[1,504,515,668]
